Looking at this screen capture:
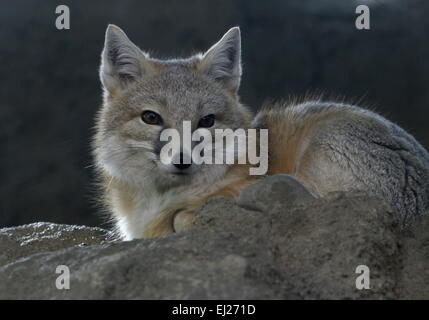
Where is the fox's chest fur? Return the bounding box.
[105,165,255,239]
[111,182,187,240]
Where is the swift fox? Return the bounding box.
[93,25,429,240]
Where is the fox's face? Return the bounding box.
[94,25,252,190]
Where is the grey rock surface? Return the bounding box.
[236,174,316,212]
[0,176,428,299]
[0,222,114,267]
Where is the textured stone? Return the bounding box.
[236,174,315,212]
[0,222,113,267]
[0,177,427,299]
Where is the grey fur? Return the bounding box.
[200,27,242,91]
[100,25,148,94]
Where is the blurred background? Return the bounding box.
[1,0,428,228]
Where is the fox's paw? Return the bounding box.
[173,210,195,233]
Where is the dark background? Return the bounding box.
[1,0,428,228]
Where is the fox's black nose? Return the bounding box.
[173,152,192,170]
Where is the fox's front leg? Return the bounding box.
[144,204,199,238]
[173,209,196,232]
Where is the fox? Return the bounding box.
[93,25,429,240]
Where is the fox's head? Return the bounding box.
[94,25,252,190]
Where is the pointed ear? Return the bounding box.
[100,25,147,95]
[198,27,242,93]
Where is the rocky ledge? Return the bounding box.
[0,175,428,299]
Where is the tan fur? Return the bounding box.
[260,103,346,194]
[121,164,258,239]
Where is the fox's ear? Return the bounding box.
[199,27,242,93]
[100,25,148,96]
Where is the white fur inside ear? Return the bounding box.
[200,27,242,91]
[100,25,146,94]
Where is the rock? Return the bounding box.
[0,177,428,299]
[0,225,281,299]
[197,192,402,299]
[268,193,401,299]
[236,174,315,212]
[0,222,114,267]
[397,216,429,299]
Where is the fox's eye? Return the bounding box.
[198,114,215,128]
[141,110,163,125]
